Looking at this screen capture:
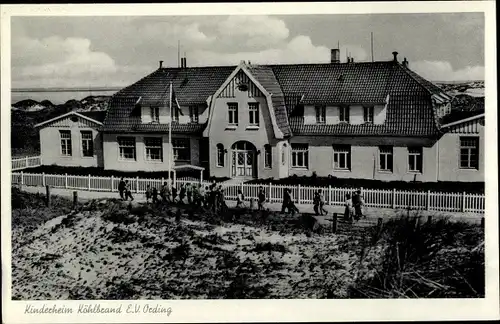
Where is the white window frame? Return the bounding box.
[408,147,423,173]
[189,105,199,123]
[333,145,351,170]
[248,102,259,126]
[460,137,479,170]
[216,143,225,167]
[80,130,94,157]
[315,105,326,124]
[173,138,191,162]
[264,144,272,169]
[228,103,238,126]
[378,146,393,172]
[59,130,72,157]
[150,106,160,123]
[144,137,163,162]
[291,144,309,169]
[118,137,136,161]
[363,106,374,124]
[339,105,350,123]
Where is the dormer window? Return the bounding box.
[339,106,350,123]
[363,106,374,124]
[150,107,160,123]
[189,105,199,123]
[315,105,326,124]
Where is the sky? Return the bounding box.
[11,13,484,89]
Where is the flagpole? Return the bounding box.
[168,81,172,181]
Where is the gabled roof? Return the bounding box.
[103,59,449,137]
[35,110,105,128]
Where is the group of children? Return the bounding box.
[344,189,365,221]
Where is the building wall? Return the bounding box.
[437,120,485,182]
[102,133,200,172]
[39,117,103,167]
[288,136,439,182]
[207,72,283,179]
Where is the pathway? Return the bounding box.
[17,185,483,224]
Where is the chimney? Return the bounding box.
[392,51,398,62]
[330,48,340,63]
[183,57,187,68]
[402,57,409,68]
[159,60,163,69]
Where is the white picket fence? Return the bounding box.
[11,172,485,213]
[12,156,42,171]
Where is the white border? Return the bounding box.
[2,2,499,323]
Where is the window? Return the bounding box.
[339,106,350,123]
[264,144,272,168]
[379,146,393,172]
[216,143,225,167]
[282,145,286,165]
[150,107,160,123]
[291,144,309,169]
[460,137,479,169]
[118,137,136,161]
[81,131,94,157]
[228,103,238,125]
[333,145,351,170]
[173,138,190,162]
[363,106,374,124]
[248,103,259,126]
[145,137,162,162]
[315,106,326,124]
[189,105,199,123]
[408,147,423,172]
[59,130,72,156]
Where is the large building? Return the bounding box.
[35,50,485,182]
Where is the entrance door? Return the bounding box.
[231,141,256,178]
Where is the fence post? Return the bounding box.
[200,170,203,184]
[297,185,301,204]
[481,217,485,228]
[65,173,68,189]
[426,190,430,210]
[461,191,466,212]
[392,188,396,209]
[25,156,29,168]
[20,171,24,186]
[161,177,164,185]
[88,174,91,191]
[45,185,51,207]
[73,191,78,209]
[328,185,332,205]
[427,215,432,225]
[136,176,140,193]
[331,212,338,233]
[111,175,114,192]
[269,183,272,202]
[42,172,46,187]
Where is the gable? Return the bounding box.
[218,70,265,98]
[35,112,103,129]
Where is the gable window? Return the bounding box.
[228,103,238,125]
[408,147,423,173]
[264,144,272,168]
[282,145,286,165]
[81,131,94,157]
[291,144,309,169]
[216,143,225,167]
[315,105,326,124]
[60,130,72,156]
[248,103,259,126]
[145,137,162,162]
[118,137,136,161]
[150,107,160,123]
[363,106,374,124]
[173,138,190,162]
[379,146,393,172]
[189,105,199,123]
[333,145,351,170]
[339,106,350,123]
[460,137,479,169]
